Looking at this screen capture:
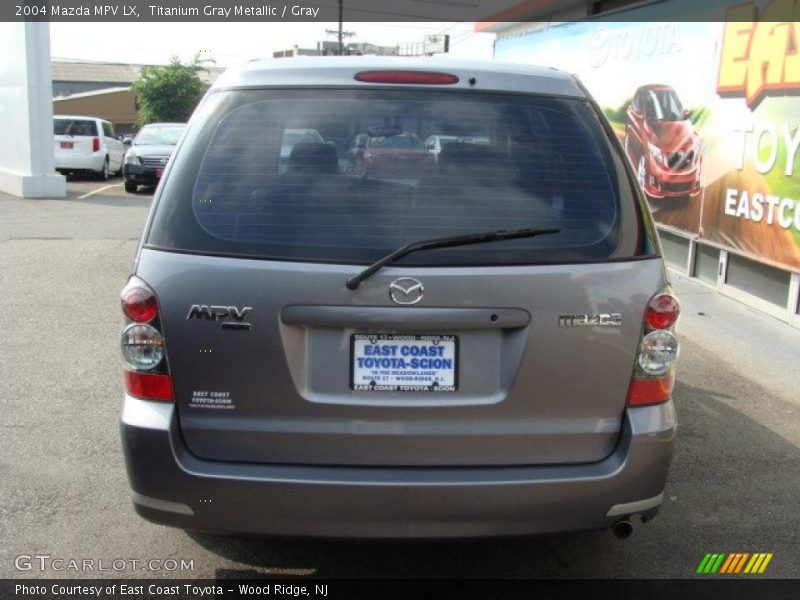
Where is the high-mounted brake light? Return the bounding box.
[354,70,459,85]
[92,137,101,152]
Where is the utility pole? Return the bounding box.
[324,1,355,55]
[337,0,343,55]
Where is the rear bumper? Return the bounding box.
[120,395,676,538]
[55,153,105,172]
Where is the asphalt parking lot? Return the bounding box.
[1,180,798,579]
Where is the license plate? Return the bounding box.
[59,141,73,149]
[155,168,164,178]
[351,334,457,392]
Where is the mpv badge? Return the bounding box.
[187,304,253,330]
[389,278,424,305]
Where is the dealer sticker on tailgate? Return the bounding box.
[351,334,457,392]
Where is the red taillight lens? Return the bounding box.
[121,286,158,323]
[92,137,101,152]
[354,70,459,85]
[626,375,674,406]
[645,292,680,330]
[121,278,171,401]
[124,370,173,402]
[628,287,680,406]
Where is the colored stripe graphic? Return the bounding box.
[757,553,773,573]
[700,553,726,573]
[711,553,726,573]
[720,553,737,573]
[696,554,713,573]
[699,553,719,573]
[734,553,749,573]
[700,552,773,574]
[744,554,760,573]
[718,554,735,573]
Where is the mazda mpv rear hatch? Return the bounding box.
[138,63,662,466]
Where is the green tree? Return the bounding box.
[603,96,633,125]
[132,54,211,125]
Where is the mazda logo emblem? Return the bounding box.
[389,278,424,305]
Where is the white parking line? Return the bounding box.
[78,182,123,199]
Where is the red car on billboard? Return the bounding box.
[624,84,701,200]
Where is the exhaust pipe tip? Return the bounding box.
[613,518,633,539]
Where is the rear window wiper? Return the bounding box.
[345,227,562,290]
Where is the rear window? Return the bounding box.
[283,130,324,146]
[147,89,646,265]
[369,133,423,148]
[54,119,97,136]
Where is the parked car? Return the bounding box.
[423,134,458,162]
[347,128,435,177]
[122,123,186,193]
[624,84,701,200]
[424,134,489,162]
[120,57,679,539]
[280,129,325,161]
[53,116,125,180]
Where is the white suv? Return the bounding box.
[54,116,125,180]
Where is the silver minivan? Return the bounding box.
[120,57,679,539]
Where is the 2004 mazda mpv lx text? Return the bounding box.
[120,57,680,539]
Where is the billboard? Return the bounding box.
[495,9,800,272]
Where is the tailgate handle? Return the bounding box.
[280,306,530,330]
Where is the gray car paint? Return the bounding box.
[121,397,675,537]
[136,251,663,466]
[211,56,586,98]
[121,56,676,537]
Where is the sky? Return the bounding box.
[49,22,495,66]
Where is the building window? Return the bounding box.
[695,244,720,285]
[795,283,800,315]
[726,253,791,308]
[659,231,689,273]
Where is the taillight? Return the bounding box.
[120,277,172,402]
[124,370,173,402]
[92,137,101,152]
[627,287,680,406]
[627,375,674,406]
[637,330,679,375]
[121,323,165,370]
[121,285,158,323]
[354,70,459,85]
[645,292,680,329]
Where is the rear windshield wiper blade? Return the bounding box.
[345,227,562,290]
